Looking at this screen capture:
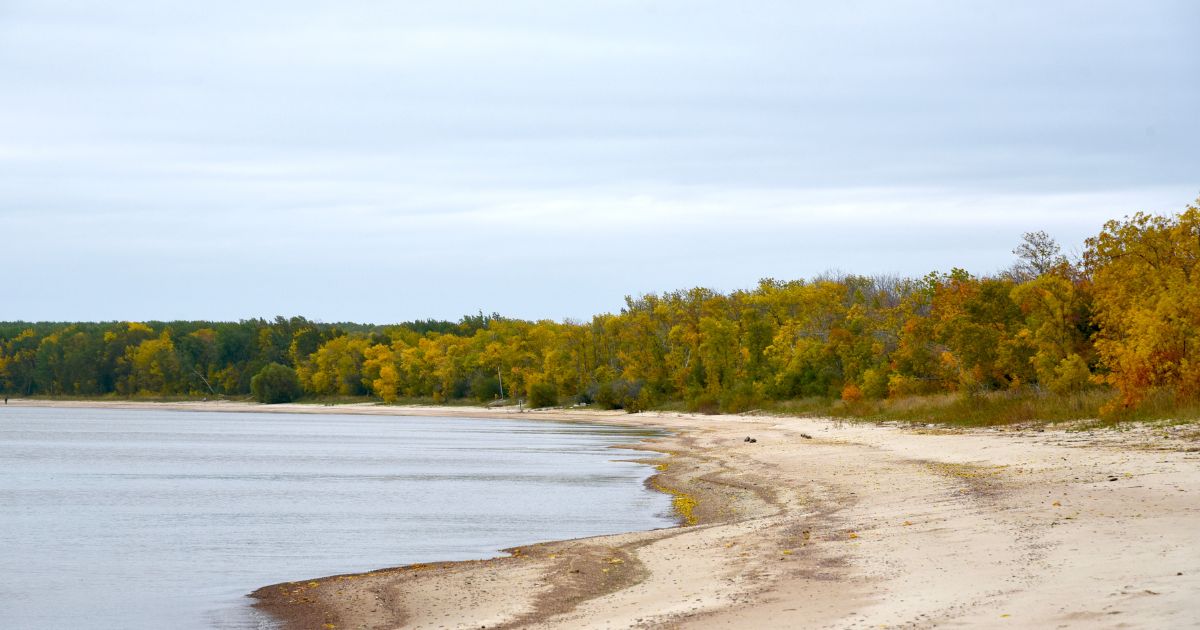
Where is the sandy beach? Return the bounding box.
[11,399,1200,628]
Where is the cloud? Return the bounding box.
[1,0,1197,321]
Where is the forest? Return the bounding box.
[3,201,1198,423]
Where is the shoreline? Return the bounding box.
[7,399,1200,628]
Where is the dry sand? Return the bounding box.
[11,399,1200,628]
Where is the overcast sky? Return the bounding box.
[2,1,1197,323]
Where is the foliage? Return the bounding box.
[3,200,1199,424]
[526,380,559,408]
[592,378,642,410]
[250,363,302,404]
[1010,230,1069,280]
[470,373,503,402]
[1085,201,1200,410]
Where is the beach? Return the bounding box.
[11,399,1200,628]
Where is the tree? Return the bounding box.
[177,328,219,395]
[1085,201,1200,408]
[0,329,39,395]
[470,372,502,402]
[121,332,181,395]
[1009,275,1092,388]
[362,341,406,403]
[1011,231,1068,280]
[299,335,370,396]
[250,363,302,404]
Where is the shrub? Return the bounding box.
[630,387,657,413]
[593,379,642,410]
[1049,354,1091,396]
[471,373,502,402]
[250,363,302,404]
[449,377,471,399]
[719,382,763,413]
[686,391,720,415]
[861,368,889,399]
[526,381,559,408]
[841,382,864,404]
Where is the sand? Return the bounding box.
[10,399,1200,628]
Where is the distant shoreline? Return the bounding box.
[2,397,654,425]
[8,399,1200,628]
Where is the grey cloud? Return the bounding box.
[1,0,1197,321]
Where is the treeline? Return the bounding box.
[3,201,1198,416]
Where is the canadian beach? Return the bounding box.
[11,399,1199,629]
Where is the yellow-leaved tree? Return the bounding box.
[1085,200,1200,409]
[121,331,181,395]
[299,336,370,396]
[1009,274,1093,394]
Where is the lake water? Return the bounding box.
[0,406,675,629]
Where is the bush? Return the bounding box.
[1049,354,1091,395]
[719,382,763,413]
[627,387,656,414]
[250,363,302,404]
[861,368,889,400]
[840,382,864,404]
[593,379,642,410]
[526,381,559,408]
[449,377,471,400]
[471,373,502,402]
[686,390,720,415]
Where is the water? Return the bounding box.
[0,406,675,629]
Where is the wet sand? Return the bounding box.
[11,399,1200,628]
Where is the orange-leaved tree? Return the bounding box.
[1085,200,1200,409]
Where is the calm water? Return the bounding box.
[0,406,674,630]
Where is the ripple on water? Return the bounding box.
[0,406,675,630]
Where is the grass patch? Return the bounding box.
[829,389,1115,427]
[645,388,1200,428]
[815,389,1199,427]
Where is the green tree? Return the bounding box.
[526,380,558,408]
[250,363,303,404]
[470,372,502,402]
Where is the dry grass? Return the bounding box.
[758,388,1200,427]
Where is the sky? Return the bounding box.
[2,1,1197,324]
